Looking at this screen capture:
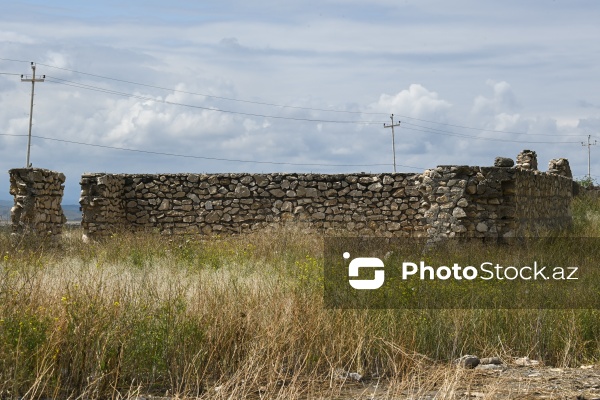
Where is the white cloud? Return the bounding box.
[42,51,71,69]
[0,30,34,44]
[472,80,519,117]
[371,84,452,120]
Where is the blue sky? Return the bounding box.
[1,0,599,203]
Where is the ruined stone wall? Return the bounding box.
[9,168,66,236]
[80,173,428,238]
[418,166,518,239]
[80,174,126,239]
[418,165,573,239]
[514,170,573,233]
[79,164,574,240]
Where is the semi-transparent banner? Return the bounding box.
[324,237,600,309]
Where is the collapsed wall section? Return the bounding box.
[80,173,428,239]
[9,168,66,236]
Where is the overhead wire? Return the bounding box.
[401,123,584,143]
[1,57,594,169]
[36,62,591,137]
[0,58,585,136]
[34,61,389,116]
[0,133,428,169]
[2,56,590,138]
[45,76,586,144]
[44,76,385,125]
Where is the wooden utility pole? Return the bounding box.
[383,114,400,173]
[582,134,597,179]
[21,62,45,168]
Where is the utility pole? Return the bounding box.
[21,62,45,168]
[581,134,597,179]
[383,114,400,173]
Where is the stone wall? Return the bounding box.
[79,154,575,240]
[80,174,127,239]
[80,173,428,238]
[514,169,573,233]
[418,165,573,239]
[9,168,66,236]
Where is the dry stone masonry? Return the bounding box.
[418,165,573,239]
[9,168,66,236]
[516,149,538,170]
[78,150,575,240]
[80,172,428,238]
[548,158,573,179]
[79,174,126,240]
[5,150,575,240]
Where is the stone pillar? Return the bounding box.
[547,158,573,179]
[515,150,538,171]
[80,174,127,240]
[9,168,66,236]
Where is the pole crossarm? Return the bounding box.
[383,114,401,173]
[21,62,45,168]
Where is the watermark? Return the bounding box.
[399,261,578,282]
[324,237,600,309]
[346,253,386,290]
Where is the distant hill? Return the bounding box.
[0,200,81,224]
[63,204,82,223]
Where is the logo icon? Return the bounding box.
[345,252,385,290]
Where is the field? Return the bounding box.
[1,195,600,399]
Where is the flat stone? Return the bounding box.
[456,355,480,369]
[368,182,383,192]
[187,193,200,203]
[494,157,515,167]
[305,188,319,197]
[235,185,251,197]
[269,189,286,198]
[158,199,171,210]
[281,201,293,212]
[452,207,467,218]
[457,198,468,207]
[476,222,488,232]
[205,211,221,223]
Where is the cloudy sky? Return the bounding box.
[1,0,599,203]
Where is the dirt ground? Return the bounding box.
[330,364,600,400]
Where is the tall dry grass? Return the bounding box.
[0,194,598,399]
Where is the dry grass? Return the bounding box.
[0,194,599,399]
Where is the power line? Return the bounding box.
[0,58,30,64]
[45,76,385,125]
[3,56,389,116]
[0,133,428,169]
[45,73,588,138]
[35,61,388,116]
[3,57,592,140]
[44,76,590,144]
[400,125,583,144]
[39,63,588,137]
[402,121,585,137]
